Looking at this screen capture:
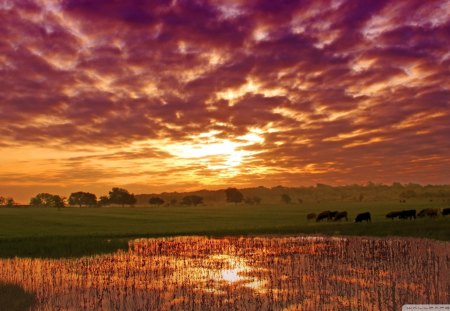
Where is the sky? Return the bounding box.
[1,0,449,202]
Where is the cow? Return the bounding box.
[306,213,316,221]
[355,212,371,223]
[386,211,401,220]
[316,211,331,222]
[417,208,438,218]
[442,208,450,216]
[329,211,339,219]
[399,209,416,220]
[334,211,348,221]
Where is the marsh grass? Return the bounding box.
[0,236,447,310]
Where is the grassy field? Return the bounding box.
[0,201,448,258]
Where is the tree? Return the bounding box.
[281,194,291,204]
[225,188,243,204]
[181,195,203,206]
[149,197,165,206]
[29,193,65,208]
[5,198,15,207]
[52,195,65,210]
[68,192,97,207]
[108,187,136,207]
[98,196,110,206]
[0,196,15,207]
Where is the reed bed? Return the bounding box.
[0,236,448,310]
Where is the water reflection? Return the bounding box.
[0,236,448,310]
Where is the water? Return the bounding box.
[0,236,448,310]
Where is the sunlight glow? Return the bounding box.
[160,129,264,177]
[169,141,240,159]
[238,133,264,144]
[216,80,286,106]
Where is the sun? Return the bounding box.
[164,137,253,171]
[154,129,265,181]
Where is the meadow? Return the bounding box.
[0,201,448,258]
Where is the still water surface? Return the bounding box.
[0,236,448,310]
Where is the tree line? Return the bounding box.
[27,188,137,208]
[139,183,450,205]
[2,183,450,208]
[1,187,258,208]
[0,188,138,208]
[0,188,207,208]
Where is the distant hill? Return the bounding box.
[136,184,450,205]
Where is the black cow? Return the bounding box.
[442,208,450,216]
[334,211,348,221]
[355,212,371,223]
[399,209,416,220]
[316,211,331,222]
[306,213,316,221]
[329,211,339,219]
[417,208,438,218]
[386,211,401,220]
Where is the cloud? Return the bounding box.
[0,0,449,200]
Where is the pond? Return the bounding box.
[0,236,448,310]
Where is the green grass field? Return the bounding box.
[0,201,448,258]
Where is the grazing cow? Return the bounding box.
[399,209,416,220]
[442,208,450,216]
[316,211,331,222]
[329,211,339,219]
[386,211,401,220]
[306,213,316,221]
[417,208,438,218]
[334,211,348,221]
[355,212,371,223]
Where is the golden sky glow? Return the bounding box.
[1,0,449,202]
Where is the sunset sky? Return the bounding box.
[1,0,449,202]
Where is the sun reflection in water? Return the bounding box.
[179,253,265,293]
[221,269,240,283]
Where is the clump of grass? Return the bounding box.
[0,282,36,311]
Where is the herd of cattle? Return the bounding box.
[307,208,450,223]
